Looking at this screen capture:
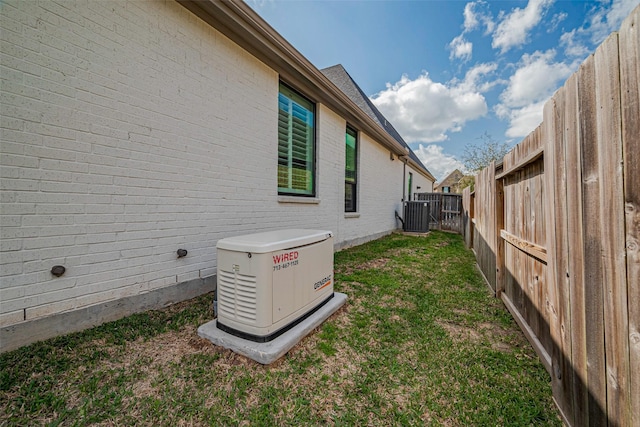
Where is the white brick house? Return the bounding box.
[0,0,434,351]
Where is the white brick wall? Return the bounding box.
[0,0,433,329]
[407,164,434,196]
[339,133,402,242]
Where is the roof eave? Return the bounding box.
[177,0,410,157]
[411,159,436,181]
[399,155,435,181]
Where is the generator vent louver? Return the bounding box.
[218,269,257,323]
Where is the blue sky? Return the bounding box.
[248,0,639,181]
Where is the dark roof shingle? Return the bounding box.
[321,64,433,178]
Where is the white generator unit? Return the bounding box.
[215,229,334,342]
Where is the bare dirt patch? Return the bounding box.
[396,340,420,369]
[437,321,516,353]
[452,308,469,316]
[362,257,390,269]
[336,281,363,295]
[338,258,391,275]
[126,326,217,366]
[377,294,416,311]
[438,321,483,344]
[387,248,425,257]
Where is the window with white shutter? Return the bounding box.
[278,83,315,196]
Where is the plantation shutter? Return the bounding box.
[278,84,315,195]
[277,94,290,190]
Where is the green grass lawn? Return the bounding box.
[0,231,561,426]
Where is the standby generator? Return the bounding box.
[215,229,334,342]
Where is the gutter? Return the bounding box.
[402,156,407,202]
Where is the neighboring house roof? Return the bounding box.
[321,64,435,181]
[434,169,465,191]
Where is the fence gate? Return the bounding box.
[413,193,463,233]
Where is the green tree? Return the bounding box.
[461,132,511,173]
[457,175,475,192]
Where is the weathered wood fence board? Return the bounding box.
[461,6,639,426]
[472,164,496,291]
[577,53,608,427]
[595,34,630,427]
[462,189,473,248]
[620,8,640,427]
[564,65,590,427]
[547,83,577,425]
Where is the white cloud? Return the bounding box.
[495,101,546,138]
[449,35,473,61]
[371,65,497,144]
[413,144,466,181]
[588,0,640,44]
[559,29,591,58]
[500,50,573,107]
[548,12,568,32]
[492,0,554,53]
[449,1,495,62]
[463,1,480,31]
[558,0,639,59]
[455,62,500,93]
[463,1,495,33]
[495,50,573,137]
[493,0,638,139]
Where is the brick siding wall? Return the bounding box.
[0,0,432,330]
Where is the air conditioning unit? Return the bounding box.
[216,229,334,342]
[403,201,430,233]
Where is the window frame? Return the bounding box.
[277,82,317,197]
[344,125,358,213]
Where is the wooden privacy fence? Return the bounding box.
[462,6,638,427]
[414,192,463,233]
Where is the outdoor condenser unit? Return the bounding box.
[403,201,430,233]
[216,229,334,342]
